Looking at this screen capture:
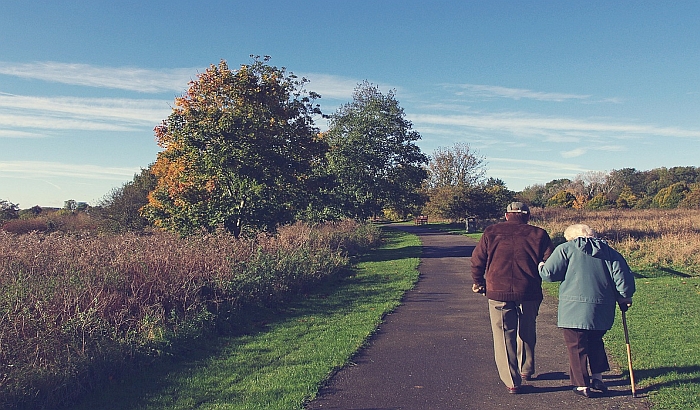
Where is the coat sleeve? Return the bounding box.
[471,236,488,287]
[609,250,636,298]
[539,245,568,282]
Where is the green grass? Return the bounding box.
[604,275,700,409]
[71,228,421,410]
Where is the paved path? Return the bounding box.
[306,225,650,410]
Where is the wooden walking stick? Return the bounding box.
[621,309,637,398]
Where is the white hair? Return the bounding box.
[564,224,596,241]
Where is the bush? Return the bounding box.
[0,220,380,409]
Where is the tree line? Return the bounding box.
[3,56,699,234]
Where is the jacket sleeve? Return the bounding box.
[471,236,488,287]
[609,250,636,298]
[539,246,568,282]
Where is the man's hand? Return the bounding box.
[617,297,633,312]
[472,283,486,294]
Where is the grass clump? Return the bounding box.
[71,228,421,409]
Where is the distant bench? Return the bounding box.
[414,215,428,225]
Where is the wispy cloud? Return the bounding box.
[452,84,591,102]
[301,73,359,100]
[0,161,139,180]
[0,93,171,131]
[0,61,199,93]
[562,148,587,158]
[0,129,47,138]
[409,112,700,140]
[0,93,171,123]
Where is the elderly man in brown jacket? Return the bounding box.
[471,202,554,394]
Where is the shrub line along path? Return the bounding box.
[305,224,650,410]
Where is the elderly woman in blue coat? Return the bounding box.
[539,224,635,398]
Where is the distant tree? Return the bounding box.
[679,183,700,209]
[324,81,428,219]
[18,205,43,219]
[0,199,19,222]
[585,193,613,210]
[651,182,689,209]
[615,185,638,209]
[425,142,485,189]
[547,190,576,208]
[517,184,548,208]
[479,178,516,218]
[142,57,327,238]
[95,167,157,232]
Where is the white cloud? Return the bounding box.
[0,129,47,138]
[0,61,199,93]
[0,94,171,124]
[562,148,587,158]
[452,84,591,102]
[0,161,139,180]
[409,112,700,140]
[301,73,359,100]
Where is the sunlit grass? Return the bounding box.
[72,228,421,410]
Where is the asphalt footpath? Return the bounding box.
[305,224,650,410]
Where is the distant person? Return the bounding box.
[471,202,554,394]
[539,224,635,398]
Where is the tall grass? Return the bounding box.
[531,208,700,276]
[0,220,380,409]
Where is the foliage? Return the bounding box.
[615,185,638,208]
[546,190,576,208]
[94,167,157,232]
[142,57,327,238]
[651,182,689,209]
[584,192,613,210]
[679,183,700,209]
[424,142,485,189]
[0,199,19,222]
[324,81,428,220]
[0,220,379,409]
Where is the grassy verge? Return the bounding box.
[71,228,421,410]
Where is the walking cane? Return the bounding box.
[621,309,637,398]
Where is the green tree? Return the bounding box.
[0,199,19,223]
[95,167,157,232]
[615,185,638,209]
[324,81,428,219]
[651,182,689,209]
[679,183,700,209]
[585,193,613,210]
[547,190,576,208]
[142,57,327,237]
[517,184,548,208]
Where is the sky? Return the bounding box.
[1,1,699,208]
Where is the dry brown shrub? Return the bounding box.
[531,208,700,274]
[0,219,377,408]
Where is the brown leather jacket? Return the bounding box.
[471,220,554,302]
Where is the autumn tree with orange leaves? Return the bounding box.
[142,57,327,237]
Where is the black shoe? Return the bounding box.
[521,373,533,381]
[572,387,591,398]
[591,378,608,393]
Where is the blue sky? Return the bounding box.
[2,1,699,208]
